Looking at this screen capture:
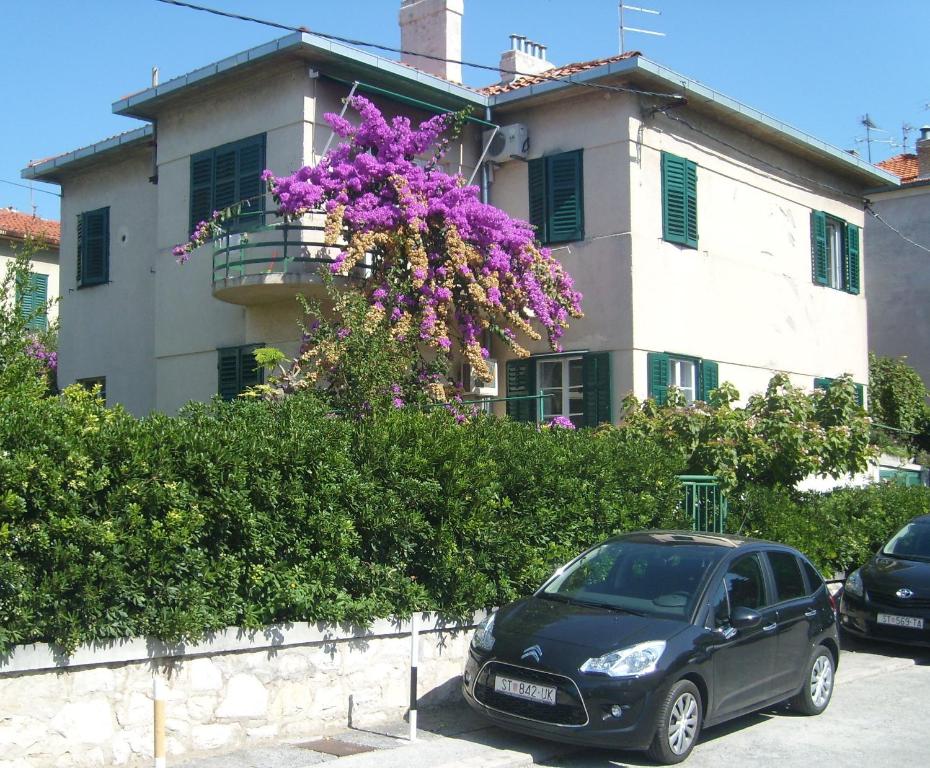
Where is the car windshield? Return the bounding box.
[540,539,726,619]
[882,522,930,561]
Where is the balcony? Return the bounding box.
[211,213,362,305]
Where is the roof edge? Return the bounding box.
[112,32,485,119]
[489,56,899,188]
[21,125,154,183]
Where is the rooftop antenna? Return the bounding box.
[618,3,665,54]
[902,123,915,154]
[855,113,892,163]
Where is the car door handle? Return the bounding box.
[763,622,777,632]
[804,609,818,618]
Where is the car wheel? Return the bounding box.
[646,679,702,764]
[789,645,835,715]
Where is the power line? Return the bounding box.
[153,0,682,100]
[0,179,61,197]
[866,204,930,255]
[655,110,865,201]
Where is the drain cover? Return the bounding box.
[296,738,376,757]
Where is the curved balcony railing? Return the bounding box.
[210,213,369,304]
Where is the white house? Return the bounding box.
[0,207,59,332]
[22,0,897,418]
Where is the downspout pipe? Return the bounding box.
[481,106,492,204]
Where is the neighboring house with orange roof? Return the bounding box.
[0,207,59,330]
[22,0,896,423]
[866,129,930,391]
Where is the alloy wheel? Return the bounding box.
[810,654,833,709]
[667,691,699,755]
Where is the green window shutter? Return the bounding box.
[528,158,547,243]
[813,377,831,391]
[21,273,48,330]
[546,150,584,243]
[218,347,240,401]
[506,358,537,422]
[647,352,670,405]
[700,359,718,401]
[212,147,238,213]
[685,159,698,247]
[854,383,865,408]
[582,351,612,426]
[662,152,688,246]
[79,208,109,287]
[811,211,828,285]
[190,151,215,230]
[237,136,266,227]
[845,223,861,295]
[76,213,84,285]
[239,345,263,390]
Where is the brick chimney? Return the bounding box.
[499,35,555,84]
[399,0,463,83]
[917,126,930,179]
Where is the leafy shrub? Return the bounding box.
[0,390,684,653]
[730,483,930,575]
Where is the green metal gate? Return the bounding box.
[679,475,727,533]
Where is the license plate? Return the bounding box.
[494,676,557,705]
[877,613,925,629]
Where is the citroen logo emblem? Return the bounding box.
[897,588,915,599]
[521,645,543,663]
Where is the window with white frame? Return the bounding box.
[668,357,698,403]
[826,218,844,289]
[538,356,585,426]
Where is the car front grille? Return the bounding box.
[473,661,588,726]
[868,589,930,611]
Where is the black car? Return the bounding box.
[462,531,839,764]
[839,513,930,646]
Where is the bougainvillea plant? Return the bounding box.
[175,95,582,399]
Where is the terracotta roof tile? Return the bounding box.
[877,153,919,183]
[479,51,640,96]
[0,208,60,246]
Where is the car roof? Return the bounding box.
[606,530,799,552]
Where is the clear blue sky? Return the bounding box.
[3,0,929,220]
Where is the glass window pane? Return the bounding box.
[767,551,806,602]
[724,554,768,610]
[539,361,561,390]
[569,358,584,388]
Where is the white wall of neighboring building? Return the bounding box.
[0,239,59,327]
[57,147,157,414]
[866,183,930,387]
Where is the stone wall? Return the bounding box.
[0,614,481,768]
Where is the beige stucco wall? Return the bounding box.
[488,87,869,416]
[489,92,637,415]
[57,147,157,415]
[629,108,869,404]
[0,238,59,327]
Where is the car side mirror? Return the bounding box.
[730,606,762,630]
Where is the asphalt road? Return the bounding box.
[540,636,930,768]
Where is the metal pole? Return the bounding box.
[153,677,166,768]
[409,613,419,741]
[321,82,359,157]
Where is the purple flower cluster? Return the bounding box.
[262,96,582,377]
[25,338,57,372]
[547,416,576,430]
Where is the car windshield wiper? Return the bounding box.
[883,551,930,563]
[567,598,647,617]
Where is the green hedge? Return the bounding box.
[731,483,930,576]
[0,389,685,653]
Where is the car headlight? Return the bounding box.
[846,569,864,598]
[472,612,496,652]
[580,640,666,678]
